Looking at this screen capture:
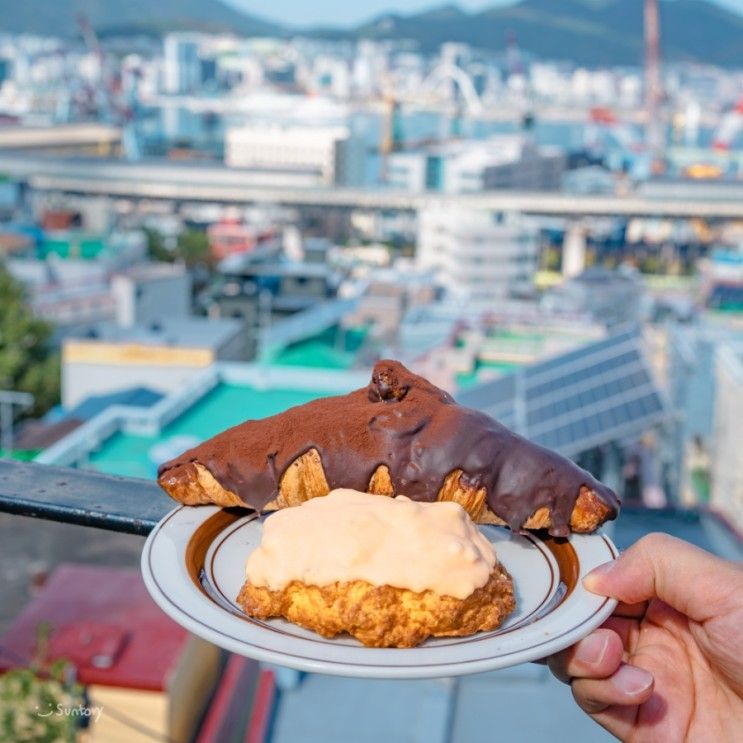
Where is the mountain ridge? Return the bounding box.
[0,0,740,67]
[0,0,282,39]
[343,0,743,66]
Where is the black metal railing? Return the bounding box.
[2,459,743,562]
[0,460,172,535]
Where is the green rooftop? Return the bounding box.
[456,360,520,390]
[266,326,369,370]
[87,382,328,480]
[39,235,106,260]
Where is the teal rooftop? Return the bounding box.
[88,383,329,479]
[36,364,370,478]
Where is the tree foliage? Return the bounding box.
[0,267,60,417]
[144,227,212,268]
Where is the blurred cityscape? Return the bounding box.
[0,0,742,741]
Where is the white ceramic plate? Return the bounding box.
[141,505,618,679]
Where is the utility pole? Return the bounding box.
[644,0,665,173]
[0,390,34,458]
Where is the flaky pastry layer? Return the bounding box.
[159,449,610,533]
[237,563,516,648]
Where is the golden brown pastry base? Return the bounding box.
[237,564,516,648]
[158,448,610,533]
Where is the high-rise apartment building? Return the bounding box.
[416,208,538,302]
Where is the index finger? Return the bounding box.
[584,533,743,623]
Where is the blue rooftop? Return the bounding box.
[67,387,163,421]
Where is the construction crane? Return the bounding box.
[76,13,134,126]
[76,12,103,62]
[644,0,665,173]
[505,31,535,131]
[379,93,404,182]
[505,31,524,78]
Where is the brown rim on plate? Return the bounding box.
[184,506,582,643]
[144,505,618,671]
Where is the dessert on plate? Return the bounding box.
[156,359,619,647]
[237,488,516,647]
[158,359,619,537]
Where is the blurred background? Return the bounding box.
[0,0,741,741]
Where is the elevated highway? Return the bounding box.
[2,154,742,218]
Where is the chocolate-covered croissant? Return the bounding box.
[157,360,619,536]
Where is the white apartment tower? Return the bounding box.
[417,207,538,302]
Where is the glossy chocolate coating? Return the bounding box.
[158,360,620,536]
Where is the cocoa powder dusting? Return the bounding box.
[157,360,619,536]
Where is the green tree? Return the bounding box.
[143,227,174,263]
[176,229,212,267]
[144,228,212,268]
[0,267,60,418]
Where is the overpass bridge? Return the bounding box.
[2,154,742,219]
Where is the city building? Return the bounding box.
[342,265,440,341]
[698,249,743,312]
[387,135,566,193]
[416,207,538,303]
[711,342,743,532]
[561,165,616,195]
[458,328,669,502]
[225,124,362,186]
[0,123,121,156]
[5,233,150,330]
[206,219,279,262]
[6,255,114,330]
[541,266,646,328]
[203,258,342,359]
[665,317,743,504]
[413,311,606,392]
[482,144,565,191]
[53,264,248,408]
[61,316,247,409]
[163,33,203,94]
[111,263,191,327]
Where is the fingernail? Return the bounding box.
[575,632,609,666]
[583,559,618,591]
[613,664,653,695]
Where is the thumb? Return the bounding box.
[584,532,743,623]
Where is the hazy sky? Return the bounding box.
[226,0,743,27]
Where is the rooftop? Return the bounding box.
[267,326,369,370]
[572,266,640,286]
[37,364,370,479]
[458,328,667,458]
[220,260,335,279]
[69,316,243,350]
[87,382,328,479]
[117,262,188,282]
[68,387,163,421]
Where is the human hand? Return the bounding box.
[545,533,743,741]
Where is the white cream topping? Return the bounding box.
[245,488,497,599]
